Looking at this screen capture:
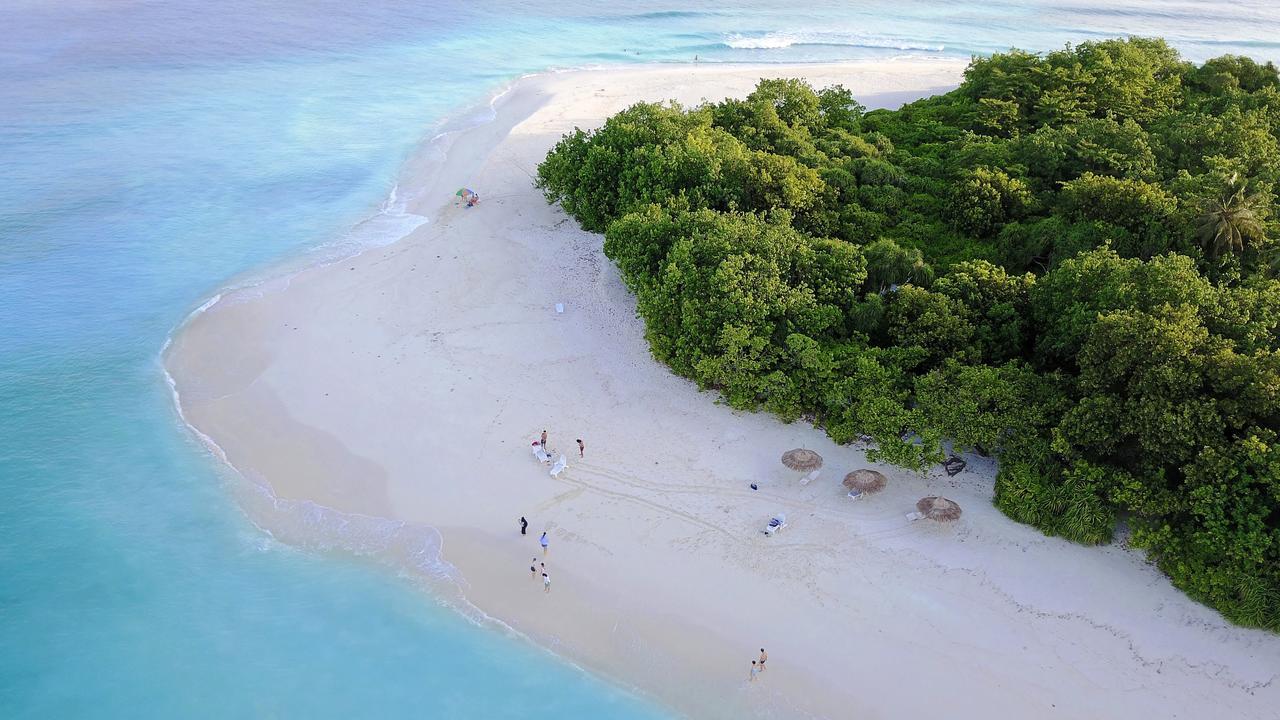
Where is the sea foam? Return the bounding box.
[722,31,945,52]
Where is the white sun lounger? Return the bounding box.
[799,470,820,486]
[762,513,787,536]
[550,454,567,477]
[905,511,925,522]
[532,445,552,464]
[847,489,864,501]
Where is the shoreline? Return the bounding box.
[162,56,965,329]
[164,58,1280,719]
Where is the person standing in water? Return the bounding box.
[519,516,528,535]
[576,438,584,458]
[540,531,549,554]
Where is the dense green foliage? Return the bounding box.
[537,40,1280,629]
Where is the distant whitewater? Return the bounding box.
[722,31,945,53]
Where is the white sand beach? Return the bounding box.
[165,60,1280,719]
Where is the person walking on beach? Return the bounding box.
[520,516,528,535]
[542,572,551,593]
[540,531,549,554]
[540,430,548,449]
[530,557,538,579]
[749,660,759,682]
[759,648,767,671]
[576,438,584,458]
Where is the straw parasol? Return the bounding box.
[781,448,823,472]
[916,496,962,521]
[843,469,887,494]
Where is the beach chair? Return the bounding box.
[762,513,787,536]
[532,445,552,464]
[550,455,567,478]
[847,488,864,501]
[799,470,820,486]
[905,511,925,522]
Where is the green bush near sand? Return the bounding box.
[537,39,1280,630]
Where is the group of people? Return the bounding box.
[749,648,768,681]
[529,557,550,592]
[517,429,586,595]
[517,516,552,591]
[536,429,585,458]
[525,429,773,681]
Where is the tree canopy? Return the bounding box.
[538,39,1280,630]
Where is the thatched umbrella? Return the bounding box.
[916,496,962,521]
[781,448,823,472]
[843,469,887,495]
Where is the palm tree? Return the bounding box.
[863,238,934,293]
[1197,175,1268,258]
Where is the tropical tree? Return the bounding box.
[861,238,934,293]
[1197,175,1269,257]
[944,167,1033,237]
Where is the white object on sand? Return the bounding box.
[847,489,863,501]
[762,513,787,536]
[533,445,552,464]
[799,469,820,486]
[555,303,564,314]
[550,454,567,477]
[905,511,925,522]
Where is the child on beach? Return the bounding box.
[542,572,551,593]
[749,660,759,682]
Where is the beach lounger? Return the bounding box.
[550,454,567,477]
[762,513,787,536]
[905,511,925,522]
[799,470,820,486]
[847,489,864,501]
[532,445,552,464]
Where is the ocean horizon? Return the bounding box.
[3,1,1279,717]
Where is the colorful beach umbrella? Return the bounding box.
[455,187,474,197]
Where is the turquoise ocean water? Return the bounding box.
[2,2,1278,716]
